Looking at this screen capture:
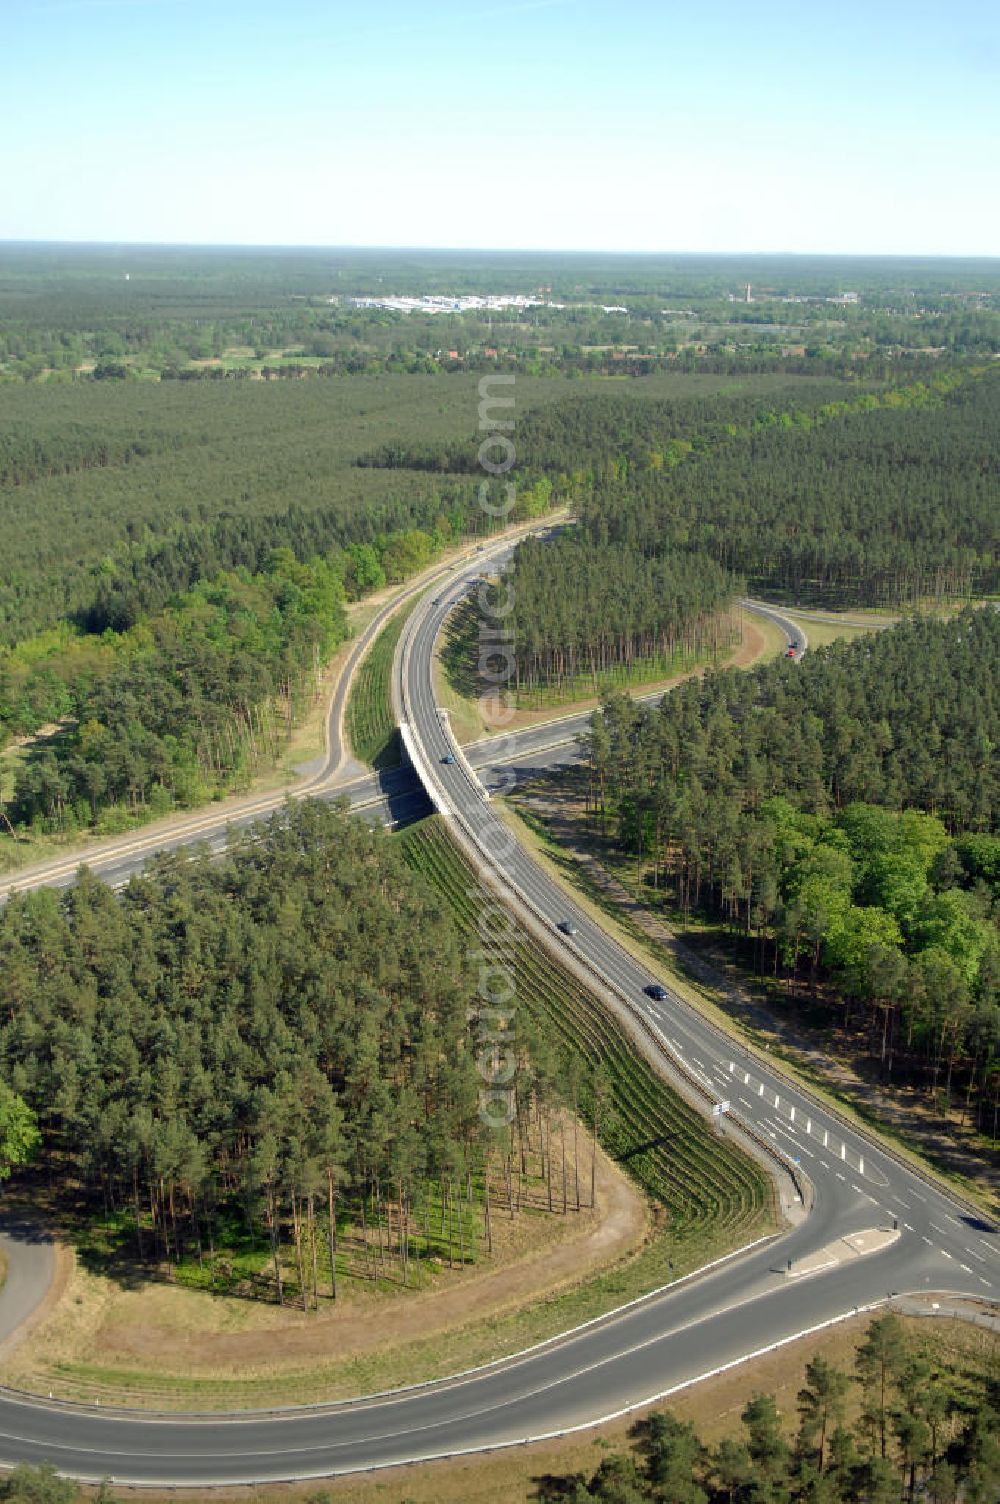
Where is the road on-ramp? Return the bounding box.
[0,554,995,1485]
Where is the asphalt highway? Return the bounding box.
[0,524,542,906]
[0,555,994,1484]
[0,595,800,900]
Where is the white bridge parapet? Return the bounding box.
[399,722,446,816]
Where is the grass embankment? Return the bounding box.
[399,818,776,1265]
[12,720,778,1413]
[344,594,421,768]
[502,777,1000,1217]
[783,610,891,649]
[4,1125,647,1409]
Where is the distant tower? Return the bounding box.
[745,282,752,303]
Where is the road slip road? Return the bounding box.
[0,550,994,1485]
[0,523,549,906]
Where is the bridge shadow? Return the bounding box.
[375,765,432,828]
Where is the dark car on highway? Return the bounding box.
[643,983,668,1001]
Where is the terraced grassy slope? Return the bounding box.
[399,818,774,1250]
[344,595,420,768]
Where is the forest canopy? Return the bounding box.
[0,800,495,1298]
[582,609,1000,1128]
[488,372,1000,692]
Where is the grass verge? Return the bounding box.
[344,594,422,768]
[502,779,999,1218]
[399,818,776,1254]
[172,1313,995,1503]
[436,605,781,746]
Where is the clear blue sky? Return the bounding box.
[3,0,998,253]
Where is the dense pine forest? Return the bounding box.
[571,370,999,608]
[432,371,999,697]
[0,801,553,1302]
[500,537,738,696]
[503,372,999,692]
[355,380,853,476]
[582,610,1000,1131]
[534,1315,999,1504]
[0,376,489,645]
[0,371,845,647]
[1,372,844,845]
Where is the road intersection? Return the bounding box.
[0,540,993,1486]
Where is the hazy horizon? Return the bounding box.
[5,0,998,256]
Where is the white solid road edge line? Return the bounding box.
[73,1300,891,1488]
[0,1229,782,1427]
[0,522,540,901]
[332,1301,887,1482]
[403,547,1000,1236]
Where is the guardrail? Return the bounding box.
[397,597,810,1214]
[399,572,999,1232]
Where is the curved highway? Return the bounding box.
[0,553,994,1486]
[0,524,543,906]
